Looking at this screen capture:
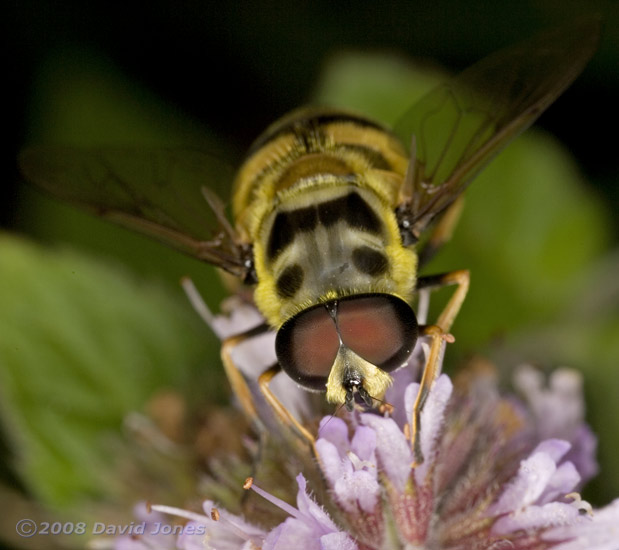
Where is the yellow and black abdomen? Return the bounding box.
[232,108,417,328]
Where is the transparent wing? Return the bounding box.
[393,16,600,236]
[19,147,251,278]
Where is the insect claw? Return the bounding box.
[345,388,355,412]
[358,385,374,408]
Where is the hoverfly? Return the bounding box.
[20,17,599,461]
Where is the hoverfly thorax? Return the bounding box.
[231,109,418,326]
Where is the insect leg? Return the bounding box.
[224,327,316,451]
[416,269,470,332]
[258,365,316,448]
[220,323,271,427]
[410,269,470,465]
[410,324,452,465]
[181,277,269,430]
[417,197,465,268]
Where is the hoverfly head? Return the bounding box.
[275,294,418,408]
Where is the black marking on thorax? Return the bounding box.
[267,191,382,261]
[276,264,305,298]
[352,246,389,276]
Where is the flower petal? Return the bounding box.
[333,469,380,513]
[492,502,580,534]
[544,499,619,550]
[176,522,210,550]
[263,475,350,549]
[361,414,412,492]
[114,503,177,550]
[350,425,377,462]
[264,518,320,550]
[533,439,571,463]
[318,416,350,451]
[315,438,348,488]
[540,461,581,504]
[403,374,453,483]
[489,451,557,514]
[320,531,359,550]
[295,474,340,534]
[514,365,598,483]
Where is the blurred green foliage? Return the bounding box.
[0,235,222,527]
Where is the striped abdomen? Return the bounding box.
[232,108,417,327]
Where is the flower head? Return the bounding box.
[112,302,618,550]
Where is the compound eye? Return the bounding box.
[275,305,339,390]
[338,295,418,372]
[275,294,418,391]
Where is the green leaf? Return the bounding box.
[0,234,221,510]
[432,132,610,352]
[313,51,446,124]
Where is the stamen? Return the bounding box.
[346,450,376,471]
[151,503,260,543]
[245,479,301,519]
[150,504,212,525]
[180,277,216,327]
[565,492,594,517]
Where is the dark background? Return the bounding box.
[6,0,619,237]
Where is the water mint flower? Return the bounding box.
[111,300,618,550]
[514,364,598,483]
[121,475,354,550]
